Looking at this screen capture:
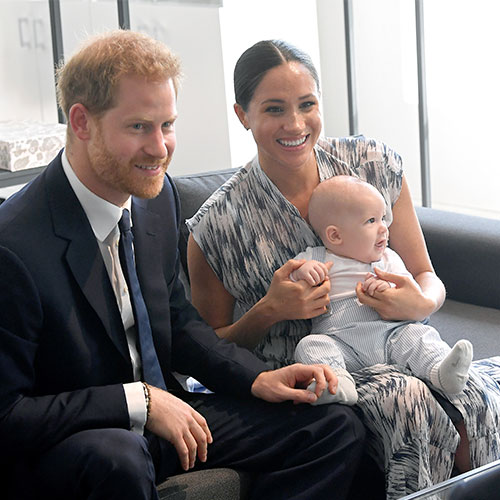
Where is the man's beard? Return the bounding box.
[88,129,169,200]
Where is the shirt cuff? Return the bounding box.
[123,381,147,435]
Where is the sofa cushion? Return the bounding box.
[430,299,500,360]
[157,468,251,500]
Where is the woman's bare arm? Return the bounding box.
[187,235,331,350]
[356,176,445,321]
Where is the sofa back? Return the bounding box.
[416,206,500,310]
[173,170,500,311]
[172,168,236,284]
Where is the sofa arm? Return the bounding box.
[416,206,500,310]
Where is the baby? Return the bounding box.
[291,175,473,405]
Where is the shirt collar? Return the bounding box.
[61,149,132,242]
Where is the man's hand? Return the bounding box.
[251,364,338,404]
[145,386,213,471]
[290,260,332,286]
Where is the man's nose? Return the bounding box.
[145,128,168,158]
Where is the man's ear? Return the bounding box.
[234,103,249,130]
[325,225,342,246]
[68,103,93,141]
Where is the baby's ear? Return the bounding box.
[325,225,342,246]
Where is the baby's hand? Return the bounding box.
[362,272,390,296]
[290,260,331,286]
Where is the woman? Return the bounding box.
[186,40,500,498]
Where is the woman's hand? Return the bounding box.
[376,176,446,320]
[362,272,390,296]
[289,260,331,286]
[262,259,332,322]
[356,267,436,321]
[188,236,331,350]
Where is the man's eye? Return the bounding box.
[132,124,143,130]
[162,122,172,129]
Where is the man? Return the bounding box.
[0,30,365,499]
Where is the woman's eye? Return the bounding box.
[300,101,316,109]
[265,106,283,113]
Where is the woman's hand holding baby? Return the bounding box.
[362,272,391,295]
[356,267,434,321]
[262,260,333,322]
[289,259,331,286]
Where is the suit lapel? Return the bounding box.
[46,158,130,362]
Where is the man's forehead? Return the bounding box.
[107,76,177,115]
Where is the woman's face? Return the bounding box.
[235,61,322,175]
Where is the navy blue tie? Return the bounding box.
[118,209,166,390]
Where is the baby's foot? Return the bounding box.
[432,340,473,394]
[308,368,358,406]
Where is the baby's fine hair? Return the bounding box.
[308,176,380,235]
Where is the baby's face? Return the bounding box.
[333,189,388,263]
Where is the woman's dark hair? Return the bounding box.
[234,39,320,111]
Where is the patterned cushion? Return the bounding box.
[0,121,66,172]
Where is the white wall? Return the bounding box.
[60,0,118,55]
[130,1,232,176]
[349,0,421,203]
[0,0,58,123]
[316,0,350,138]
[219,0,322,169]
[425,0,500,218]
[3,0,500,219]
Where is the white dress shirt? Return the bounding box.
[61,150,147,433]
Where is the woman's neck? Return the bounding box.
[261,156,319,219]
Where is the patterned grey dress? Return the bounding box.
[187,136,500,499]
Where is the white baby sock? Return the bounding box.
[430,339,473,395]
[308,367,358,406]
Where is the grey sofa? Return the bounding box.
[1,167,499,499]
[156,167,500,499]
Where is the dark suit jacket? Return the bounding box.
[0,150,268,462]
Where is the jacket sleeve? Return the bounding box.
[0,245,130,460]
